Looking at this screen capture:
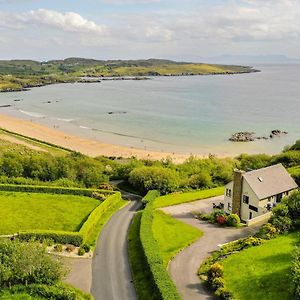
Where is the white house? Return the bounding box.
[224,163,298,222]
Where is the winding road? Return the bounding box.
[91,191,141,300]
[162,197,261,300]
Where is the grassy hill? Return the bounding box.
[0,57,258,92]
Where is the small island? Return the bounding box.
[0,58,259,92]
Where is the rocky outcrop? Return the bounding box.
[229,130,288,142]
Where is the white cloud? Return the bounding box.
[0,9,105,34]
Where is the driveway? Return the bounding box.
[161,197,261,300]
[91,198,141,300]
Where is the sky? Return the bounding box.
[0,0,300,61]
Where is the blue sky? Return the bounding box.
[0,0,299,61]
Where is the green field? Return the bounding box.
[222,232,298,300]
[152,210,202,267]
[153,186,224,208]
[0,191,99,234]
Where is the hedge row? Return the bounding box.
[18,230,83,247]
[0,183,115,197]
[79,192,122,245]
[140,191,181,300]
[17,191,122,246]
[142,190,160,206]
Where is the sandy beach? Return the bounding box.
[0,114,195,163]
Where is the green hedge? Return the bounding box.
[18,230,83,247]
[140,191,181,300]
[79,192,122,245]
[142,190,160,206]
[0,183,115,197]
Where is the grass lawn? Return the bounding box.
[152,210,203,267]
[222,232,299,300]
[153,186,224,208]
[128,212,160,300]
[0,191,100,234]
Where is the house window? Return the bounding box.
[228,203,232,211]
[249,205,258,212]
[243,195,249,204]
[226,189,232,197]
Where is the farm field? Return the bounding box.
[222,232,298,300]
[0,191,99,234]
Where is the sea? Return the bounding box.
[0,64,299,156]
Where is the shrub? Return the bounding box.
[207,263,224,284]
[291,247,300,299]
[54,244,63,252]
[78,247,85,256]
[270,215,292,232]
[243,236,265,247]
[66,244,76,252]
[211,277,225,291]
[18,230,83,247]
[188,171,212,189]
[216,215,227,225]
[0,240,64,288]
[226,214,240,227]
[129,166,180,194]
[82,244,90,253]
[215,287,233,300]
[256,223,278,240]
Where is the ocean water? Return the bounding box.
[0,64,299,156]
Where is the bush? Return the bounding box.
[82,244,90,253]
[54,244,63,252]
[0,240,64,288]
[78,247,85,256]
[18,230,83,247]
[207,263,224,284]
[129,166,180,194]
[66,244,76,252]
[215,287,233,300]
[243,236,265,247]
[270,215,292,232]
[211,277,225,291]
[256,223,278,240]
[291,247,300,299]
[226,214,240,227]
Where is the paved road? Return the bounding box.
[162,197,261,300]
[91,198,141,300]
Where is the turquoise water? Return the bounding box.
[0,64,299,156]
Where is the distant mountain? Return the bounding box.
[201,54,300,64]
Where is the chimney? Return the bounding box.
[232,169,245,217]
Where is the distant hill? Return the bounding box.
[0,58,259,92]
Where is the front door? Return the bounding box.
[249,212,253,220]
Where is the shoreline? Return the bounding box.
[0,113,197,163]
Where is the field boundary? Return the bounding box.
[0,186,122,247]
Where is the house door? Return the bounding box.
[249,212,253,220]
